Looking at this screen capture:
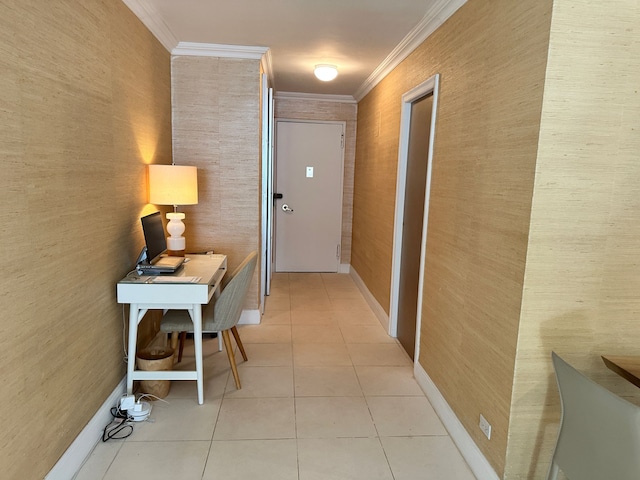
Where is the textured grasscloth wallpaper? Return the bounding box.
[0,1,172,478]
[172,55,262,310]
[506,0,640,478]
[354,0,640,477]
[353,0,550,475]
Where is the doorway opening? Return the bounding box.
[389,74,440,361]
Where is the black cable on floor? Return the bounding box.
[102,406,134,441]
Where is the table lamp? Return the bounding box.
[148,164,198,256]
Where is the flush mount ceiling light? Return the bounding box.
[314,64,338,82]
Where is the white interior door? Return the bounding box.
[275,121,344,272]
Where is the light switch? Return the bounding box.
[306,166,314,178]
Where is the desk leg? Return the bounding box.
[191,305,204,404]
[126,304,140,395]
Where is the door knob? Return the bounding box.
[282,204,294,212]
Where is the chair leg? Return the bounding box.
[231,326,248,361]
[222,329,241,389]
[178,331,187,363]
[170,331,180,364]
[170,331,180,351]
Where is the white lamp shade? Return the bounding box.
[314,64,338,82]
[148,164,198,205]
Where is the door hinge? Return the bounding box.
[336,244,341,260]
[341,133,344,149]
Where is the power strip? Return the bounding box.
[129,401,152,422]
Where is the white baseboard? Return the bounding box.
[47,308,258,479]
[338,263,350,273]
[349,266,390,332]
[414,363,499,480]
[348,267,495,478]
[46,377,127,480]
[238,309,261,325]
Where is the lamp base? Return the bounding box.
[166,212,187,254]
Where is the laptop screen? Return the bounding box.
[140,212,167,265]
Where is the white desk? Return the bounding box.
[117,254,227,404]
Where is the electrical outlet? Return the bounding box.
[479,414,492,440]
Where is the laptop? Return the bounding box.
[137,212,185,274]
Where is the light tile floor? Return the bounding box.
[75,272,475,480]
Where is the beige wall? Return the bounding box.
[354,0,640,477]
[274,96,357,265]
[0,1,172,478]
[353,0,552,476]
[352,84,400,311]
[171,56,262,307]
[506,0,640,478]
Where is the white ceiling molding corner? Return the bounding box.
[121,0,178,52]
[172,42,269,59]
[275,91,357,104]
[261,49,274,88]
[353,0,467,102]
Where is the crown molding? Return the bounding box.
[121,0,178,51]
[353,0,467,102]
[275,91,357,104]
[261,48,274,87]
[172,42,269,59]
[171,42,271,84]
[123,0,465,101]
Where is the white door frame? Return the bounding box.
[389,74,440,362]
[260,74,274,311]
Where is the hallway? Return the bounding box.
[75,272,474,479]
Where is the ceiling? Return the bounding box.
[122,0,464,101]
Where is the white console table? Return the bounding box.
[117,253,227,404]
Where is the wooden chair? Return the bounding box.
[160,251,257,389]
[548,351,640,480]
